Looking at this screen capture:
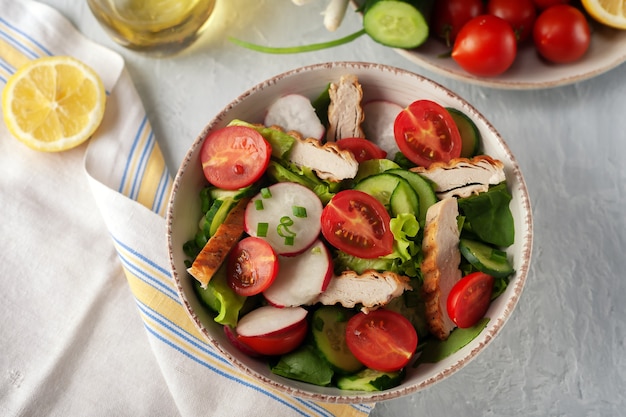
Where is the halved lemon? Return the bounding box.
[582,0,626,29]
[2,56,106,152]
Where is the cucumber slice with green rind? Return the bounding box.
[336,368,405,391]
[363,0,430,49]
[446,107,481,158]
[354,173,419,217]
[459,238,514,278]
[312,306,364,373]
[385,168,437,225]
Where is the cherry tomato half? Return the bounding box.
[237,319,308,356]
[336,137,387,163]
[487,0,537,43]
[533,4,591,64]
[200,125,271,190]
[394,99,462,168]
[431,0,484,47]
[452,14,518,77]
[447,271,495,329]
[320,190,394,259]
[345,309,418,372]
[227,236,279,297]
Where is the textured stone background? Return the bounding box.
[41,1,626,415]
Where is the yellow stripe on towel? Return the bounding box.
[135,144,173,217]
[0,37,30,74]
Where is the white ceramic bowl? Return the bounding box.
[166,62,533,403]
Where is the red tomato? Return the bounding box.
[431,0,484,46]
[487,0,537,43]
[200,125,271,190]
[336,137,387,163]
[452,15,518,77]
[394,99,462,168]
[320,190,394,259]
[532,0,570,10]
[227,236,279,297]
[533,5,590,64]
[447,272,495,328]
[345,309,418,372]
[237,319,308,356]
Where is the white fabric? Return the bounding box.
[0,1,373,416]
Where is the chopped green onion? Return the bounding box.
[277,216,296,245]
[228,29,366,55]
[255,199,264,210]
[292,206,307,218]
[260,187,272,198]
[257,222,269,237]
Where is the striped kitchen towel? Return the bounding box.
[0,1,373,416]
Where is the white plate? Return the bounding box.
[353,1,626,89]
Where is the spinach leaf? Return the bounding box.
[270,345,334,386]
[458,182,514,247]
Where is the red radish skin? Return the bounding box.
[263,239,333,307]
[235,306,309,356]
[223,325,261,357]
[264,94,325,140]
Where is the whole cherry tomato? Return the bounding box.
[487,0,537,43]
[532,0,570,10]
[431,0,484,47]
[451,15,517,77]
[533,4,591,64]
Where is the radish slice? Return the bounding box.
[236,305,308,337]
[263,240,333,307]
[264,94,325,140]
[362,100,403,155]
[244,182,323,256]
[223,325,261,357]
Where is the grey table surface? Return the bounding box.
[39,1,626,416]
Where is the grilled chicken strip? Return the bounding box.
[411,155,505,199]
[287,135,359,181]
[326,74,365,141]
[421,197,462,340]
[187,198,248,288]
[312,269,412,313]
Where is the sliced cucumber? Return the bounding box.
[354,172,419,217]
[205,197,237,237]
[336,368,405,391]
[312,306,364,374]
[385,168,437,225]
[363,0,432,49]
[209,186,255,202]
[459,238,514,279]
[389,178,419,217]
[446,107,481,158]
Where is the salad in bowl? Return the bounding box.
[166,62,532,403]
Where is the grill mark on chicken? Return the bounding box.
[412,155,506,199]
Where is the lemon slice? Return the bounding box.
[2,56,106,152]
[582,0,626,29]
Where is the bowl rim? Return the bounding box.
[166,61,534,403]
